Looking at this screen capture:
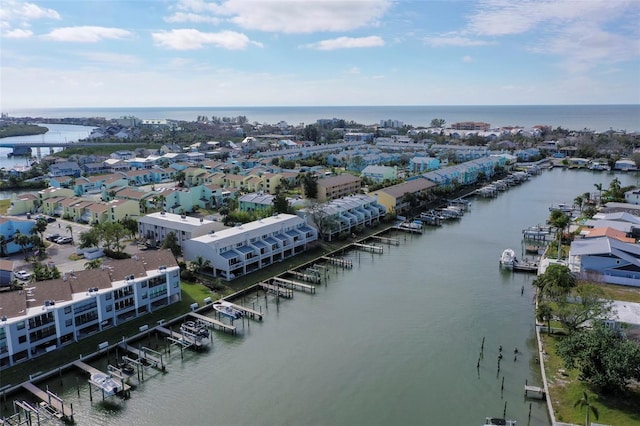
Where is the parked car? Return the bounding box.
[14,270,31,281]
[55,236,73,244]
[46,233,61,242]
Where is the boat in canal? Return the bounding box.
[180,320,210,338]
[213,301,244,320]
[499,248,517,269]
[90,372,122,396]
[483,417,517,426]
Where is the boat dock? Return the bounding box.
[189,312,236,334]
[524,383,546,400]
[118,341,165,370]
[259,282,294,299]
[156,325,207,349]
[513,259,540,273]
[286,269,320,283]
[353,242,384,253]
[220,301,264,320]
[393,224,424,234]
[321,256,353,268]
[369,235,400,246]
[73,360,131,396]
[20,382,73,422]
[273,277,316,294]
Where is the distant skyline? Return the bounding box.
[1,0,639,110]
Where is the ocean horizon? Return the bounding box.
[5,104,639,133]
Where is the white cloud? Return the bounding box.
[462,56,473,63]
[167,0,392,34]
[346,67,361,75]
[43,26,132,42]
[152,29,262,50]
[1,0,61,23]
[164,12,221,25]
[304,36,384,51]
[424,35,492,47]
[4,28,33,39]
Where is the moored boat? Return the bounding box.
[90,372,122,396]
[213,301,244,320]
[483,417,516,426]
[499,248,517,269]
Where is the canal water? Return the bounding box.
[10,168,640,425]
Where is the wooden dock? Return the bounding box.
[73,360,131,395]
[286,269,320,283]
[259,282,294,299]
[20,382,73,421]
[189,312,236,334]
[353,243,384,254]
[118,341,165,370]
[524,384,546,399]
[370,235,400,246]
[222,301,264,320]
[513,260,539,273]
[273,277,316,294]
[156,325,207,348]
[321,256,353,268]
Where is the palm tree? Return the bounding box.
[534,263,576,302]
[536,302,554,335]
[84,258,103,270]
[549,210,571,259]
[574,391,598,426]
[14,231,31,261]
[593,183,603,204]
[66,224,74,244]
[190,256,211,274]
[574,195,583,213]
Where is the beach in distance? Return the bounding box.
[8,104,640,133]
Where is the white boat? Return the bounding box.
[181,320,210,339]
[90,372,122,396]
[499,248,517,269]
[483,417,516,426]
[213,301,244,320]
[549,203,574,214]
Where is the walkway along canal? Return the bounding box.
[4,168,637,425]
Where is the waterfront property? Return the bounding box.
[368,178,436,215]
[569,236,640,286]
[182,214,318,280]
[0,249,180,370]
[314,174,362,202]
[297,194,386,241]
[0,216,35,255]
[138,211,227,247]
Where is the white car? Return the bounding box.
[14,270,31,281]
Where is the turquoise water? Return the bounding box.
[12,168,637,425]
[9,104,640,132]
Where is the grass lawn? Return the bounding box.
[0,199,10,214]
[541,333,640,425]
[589,282,640,304]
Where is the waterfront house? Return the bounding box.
[103,158,131,173]
[297,194,385,241]
[41,196,66,217]
[138,211,226,248]
[599,202,640,216]
[569,237,640,287]
[48,175,74,189]
[614,159,637,171]
[183,214,317,281]
[110,150,135,160]
[74,174,129,196]
[624,189,640,205]
[0,259,14,287]
[0,250,180,370]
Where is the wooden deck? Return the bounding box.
[189,312,236,334]
[321,256,353,268]
[273,277,316,294]
[73,360,131,394]
[259,282,294,299]
[118,342,165,370]
[222,301,264,320]
[21,382,73,420]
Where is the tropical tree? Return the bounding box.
[79,227,101,249]
[555,284,613,332]
[189,256,211,274]
[548,210,571,259]
[175,170,186,187]
[162,231,181,257]
[14,231,31,260]
[533,263,576,302]
[301,172,318,199]
[558,321,640,392]
[536,302,554,335]
[593,183,603,204]
[34,217,48,243]
[430,118,446,128]
[272,185,290,214]
[120,217,138,239]
[574,195,583,212]
[65,224,74,244]
[573,392,598,426]
[84,258,103,270]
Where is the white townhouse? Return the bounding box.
[138,211,228,247]
[0,250,180,370]
[183,214,318,280]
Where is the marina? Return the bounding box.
[2,169,638,425]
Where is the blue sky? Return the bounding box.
[1,0,639,109]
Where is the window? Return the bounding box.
[17,322,25,330]
[18,335,27,344]
[65,319,72,327]
[64,306,72,314]
[106,305,113,312]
